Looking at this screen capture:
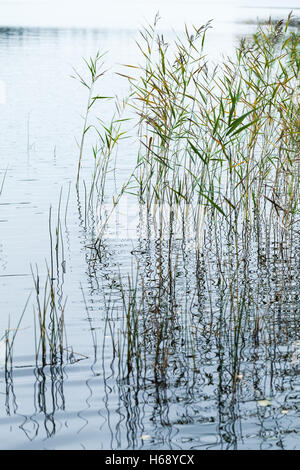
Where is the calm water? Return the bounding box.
[0,1,299,450]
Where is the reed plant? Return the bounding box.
[0,167,7,197]
[3,294,31,375]
[75,15,298,251]
[31,202,68,367]
[64,15,300,435]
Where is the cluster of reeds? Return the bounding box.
[2,294,31,376]
[31,200,68,367]
[73,53,132,234]
[2,196,69,374]
[75,15,299,251]
[3,16,298,446]
[78,15,299,388]
[128,15,299,226]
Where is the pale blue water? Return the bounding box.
[0,0,299,450]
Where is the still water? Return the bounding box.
[0,1,299,450]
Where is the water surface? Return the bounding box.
[0,0,299,450]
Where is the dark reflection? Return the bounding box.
[33,366,65,438]
[0,26,110,38]
[2,200,299,448]
[87,200,300,450]
[4,369,17,416]
[0,24,126,49]
[3,364,66,443]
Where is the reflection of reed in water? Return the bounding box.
[94,191,300,448]
[1,191,79,444]
[32,365,65,439]
[2,194,299,448]
[3,363,67,443]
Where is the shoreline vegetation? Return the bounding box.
[1,14,299,448]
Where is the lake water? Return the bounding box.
[0,0,299,450]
